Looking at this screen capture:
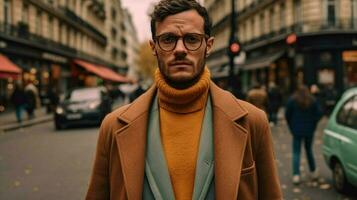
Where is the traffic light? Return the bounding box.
[286,33,297,45]
[228,40,241,56]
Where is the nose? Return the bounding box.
[173,38,187,54]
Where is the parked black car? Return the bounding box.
[54,87,112,130]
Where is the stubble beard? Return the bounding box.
[156,50,207,89]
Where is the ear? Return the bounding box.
[149,40,157,56]
[205,37,214,57]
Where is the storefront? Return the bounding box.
[0,53,22,110]
[342,50,357,88]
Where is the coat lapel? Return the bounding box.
[113,82,249,199]
[192,96,214,200]
[210,82,248,199]
[145,95,175,199]
[115,86,156,200]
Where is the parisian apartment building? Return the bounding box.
[205,0,357,96]
[0,0,139,109]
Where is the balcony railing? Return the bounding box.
[59,7,106,45]
[0,22,76,55]
[242,18,357,47]
[0,22,114,68]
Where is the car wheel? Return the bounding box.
[333,161,351,193]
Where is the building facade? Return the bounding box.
[205,0,357,96]
[0,0,138,110]
[122,8,139,81]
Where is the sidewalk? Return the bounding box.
[0,106,53,133]
[0,99,125,133]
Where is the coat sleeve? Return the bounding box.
[86,116,112,200]
[256,114,283,200]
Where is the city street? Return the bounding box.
[272,117,357,200]
[0,116,356,199]
[0,122,98,200]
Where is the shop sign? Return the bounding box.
[42,53,67,63]
[343,51,357,62]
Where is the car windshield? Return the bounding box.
[68,88,101,101]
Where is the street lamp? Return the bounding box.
[227,0,240,94]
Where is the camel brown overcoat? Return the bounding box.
[86,82,282,200]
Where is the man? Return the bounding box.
[86,0,282,199]
[246,84,268,112]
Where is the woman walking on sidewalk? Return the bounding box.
[285,85,323,185]
[11,83,27,123]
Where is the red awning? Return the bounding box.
[0,54,22,79]
[74,59,129,83]
[98,65,129,83]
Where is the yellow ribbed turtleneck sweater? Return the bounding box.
[155,68,210,200]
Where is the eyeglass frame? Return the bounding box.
[154,33,209,52]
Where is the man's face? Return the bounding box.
[150,10,214,88]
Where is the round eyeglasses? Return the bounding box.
[155,33,208,51]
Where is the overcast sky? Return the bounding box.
[121,0,204,42]
[121,0,159,42]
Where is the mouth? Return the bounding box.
[169,61,192,67]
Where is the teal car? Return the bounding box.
[322,87,357,193]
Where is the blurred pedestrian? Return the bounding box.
[268,82,282,126]
[310,84,323,110]
[24,81,40,119]
[47,87,59,113]
[321,84,338,116]
[246,83,268,112]
[285,85,323,185]
[86,0,282,199]
[11,83,27,123]
[129,84,145,102]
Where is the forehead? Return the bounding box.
[155,9,205,35]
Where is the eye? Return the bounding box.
[185,34,201,44]
[160,34,176,44]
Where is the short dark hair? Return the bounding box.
[150,0,212,40]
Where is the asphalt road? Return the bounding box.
[0,122,98,200]
[272,117,357,200]
[0,116,356,199]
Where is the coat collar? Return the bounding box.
[114,82,248,199]
[209,82,249,199]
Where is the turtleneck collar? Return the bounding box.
[155,67,211,113]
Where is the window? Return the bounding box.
[59,23,62,43]
[241,23,246,41]
[337,95,357,129]
[293,0,302,24]
[111,8,117,21]
[121,38,127,46]
[4,0,12,25]
[67,27,71,46]
[111,48,118,60]
[346,97,357,129]
[73,31,77,48]
[251,18,255,38]
[111,27,117,40]
[121,51,127,60]
[22,3,29,24]
[48,16,54,39]
[36,10,42,35]
[269,8,274,32]
[280,3,286,29]
[351,0,357,28]
[121,23,126,32]
[327,0,336,26]
[260,13,265,36]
